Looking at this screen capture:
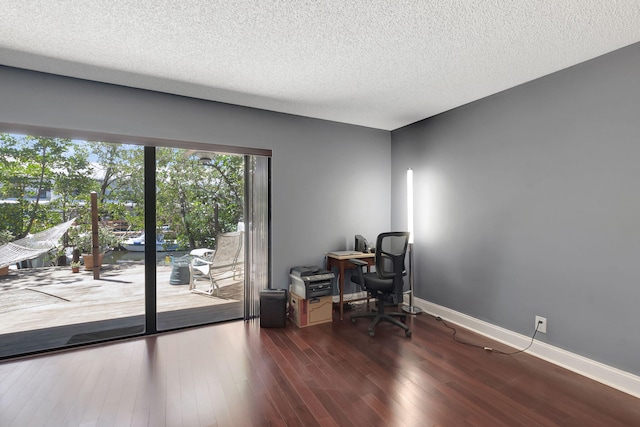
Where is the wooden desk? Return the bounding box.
[325,251,375,320]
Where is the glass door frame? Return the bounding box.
[0,122,271,353]
[144,146,272,334]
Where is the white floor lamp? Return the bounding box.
[403,168,422,315]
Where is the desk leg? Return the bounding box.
[339,263,345,320]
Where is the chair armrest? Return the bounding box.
[348,258,367,267]
[348,258,367,290]
[190,248,215,257]
[190,257,213,267]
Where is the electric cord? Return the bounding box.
[435,315,541,355]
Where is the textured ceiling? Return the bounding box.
[1,1,640,130]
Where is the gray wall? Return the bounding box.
[0,66,391,291]
[391,42,640,375]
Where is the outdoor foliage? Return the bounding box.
[0,134,95,238]
[67,224,122,254]
[156,147,244,249]
[90,142,145,230]
[0,230,14,245]
[0,133,244,252]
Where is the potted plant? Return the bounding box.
[68,224,121,270]
[70,261,81,273]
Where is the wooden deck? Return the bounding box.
[0,262,244,358]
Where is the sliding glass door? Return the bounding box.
[0,130,271,359]
[0,137,146,357]
[155,148,246,330]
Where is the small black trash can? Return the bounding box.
[260,289,287,328]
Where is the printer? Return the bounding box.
[289,265,335,298]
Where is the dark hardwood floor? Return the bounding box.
[1,308,639,426]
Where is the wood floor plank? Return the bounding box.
[78,346,118,426]
[0,359,35,415]
[32,350,90,426]
[1,355,60,426]
[2,311,640,426]
[248,340,304,426]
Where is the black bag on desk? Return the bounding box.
[260,289,288,328]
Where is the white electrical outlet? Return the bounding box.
[535,316,547,334]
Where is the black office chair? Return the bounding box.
[349,231,411,337]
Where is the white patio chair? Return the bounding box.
[189,231,243,296]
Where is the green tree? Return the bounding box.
[89,142,144,229]
[156,148,244,249]
[0,229,14,245]
[0,134,85,238]
[0,136,245,251]
[49,144,96,224]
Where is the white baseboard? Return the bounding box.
[413,297,640,399]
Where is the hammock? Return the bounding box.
[0,218,76,269]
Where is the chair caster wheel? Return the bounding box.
[368,330,375,337]
[405,330,412,337]
[351,318,357,324]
